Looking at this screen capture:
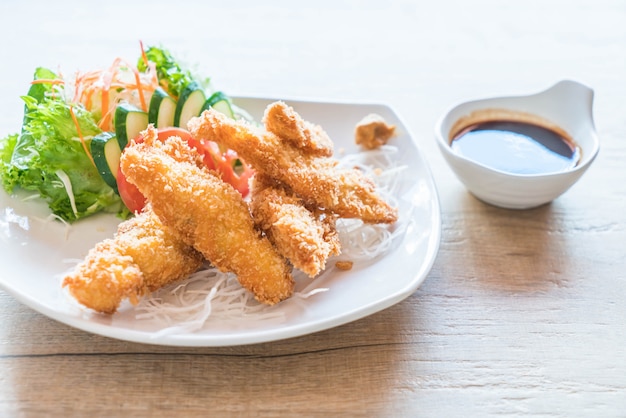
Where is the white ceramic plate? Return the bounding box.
[0,97,440,347]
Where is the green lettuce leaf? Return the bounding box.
[138,45,210,98]
[0,133,18,191]
[0,67,128,222]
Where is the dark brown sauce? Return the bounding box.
[451,120,580,175]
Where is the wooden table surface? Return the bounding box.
[1,1,625,416]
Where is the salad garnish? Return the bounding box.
[0,43,251,222]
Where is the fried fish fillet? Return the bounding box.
[263,101,333,157]
[250,174,340,277]
[119,127,294,305]
[188,108,398,224]
[62,206,204,314]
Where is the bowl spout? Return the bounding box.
[537,79,595,121]
[541,79,593,101]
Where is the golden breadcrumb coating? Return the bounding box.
[120,127,294,305]
[62,207,204,314]
[262,101,333,157]
[250,174,340,277]
[65,102,399,315]
[188,108,398,224]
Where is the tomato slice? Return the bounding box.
[117,164,147,214]
[198,141,254,196]
[218,149,254,196]
[155,127,192,142]
[117,127,254,214]
[117,133,147,214]
[158,127,219,170]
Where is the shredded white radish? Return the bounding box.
[335,219,398,260]
[136,269,287,337]
[134,145,408,333]
[334,145,408,260]
[54,169,78,219]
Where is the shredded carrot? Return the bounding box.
[72,47,159,131]
[140,40,149,68]
[99,88,110,130]
[83,88,95,110]
[98,58,120,131]
[129,62,147,111]
[69,106,96,169]
[75,70,102,110]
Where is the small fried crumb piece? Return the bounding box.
[335,261,354,271]
[354,114,396,150]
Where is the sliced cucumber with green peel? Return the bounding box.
[91,132,121,193]
[201,91,235,119]
[174,81,206,128]
[115,103,149,149]
[149,87,177,128]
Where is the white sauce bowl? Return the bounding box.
[435,80,600,209]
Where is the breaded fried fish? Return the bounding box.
[263,101,333,157]
[120,127,295,305]
[250,174,340,277]
[62,206,204,314]
[188,108,398,224]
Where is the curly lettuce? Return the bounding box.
[0,67,128,222]
[138,45,210,99]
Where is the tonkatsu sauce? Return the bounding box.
[451,120,580,175]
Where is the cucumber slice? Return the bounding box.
[149,87,177,128]
[201,91,235,119]
[115,103,149,149]
[91,132,121,193]
[174,81,207,128]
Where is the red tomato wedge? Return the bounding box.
[117,127,254,214]
[117,162,147,214]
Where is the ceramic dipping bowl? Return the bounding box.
[435,80,600,209]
